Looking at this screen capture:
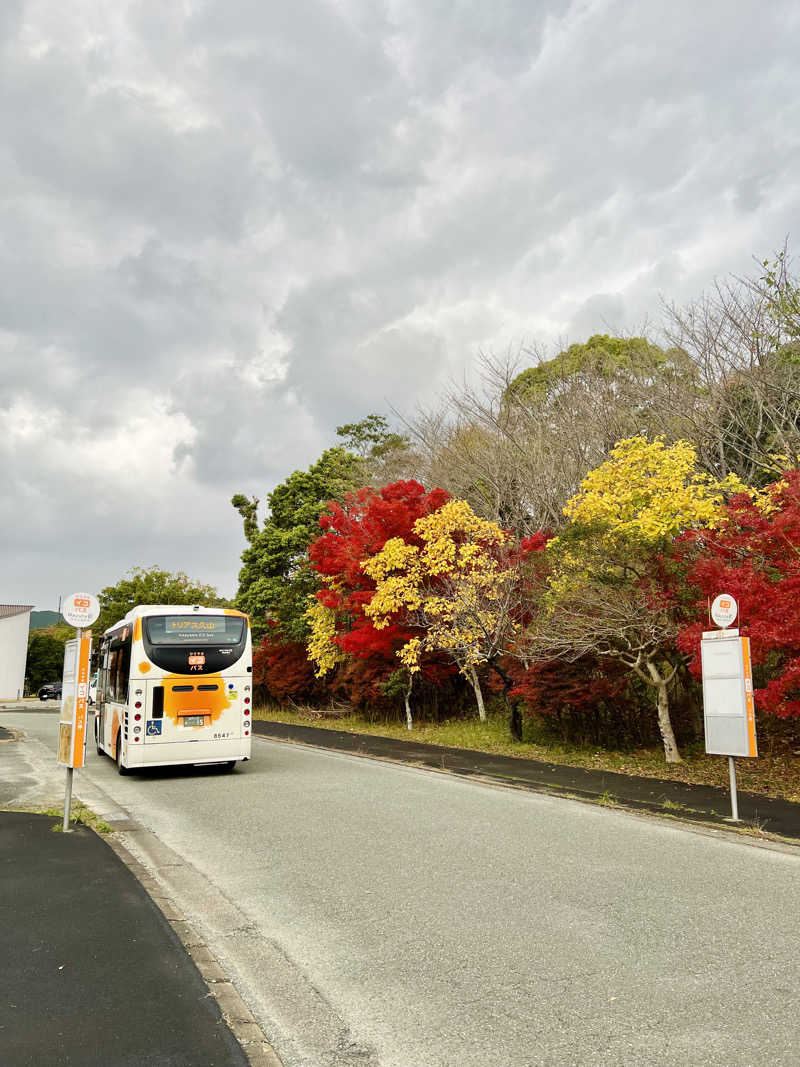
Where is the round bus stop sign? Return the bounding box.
[711,593,738,628]
[62,592,100,629]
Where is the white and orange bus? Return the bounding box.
[94,605,252,774]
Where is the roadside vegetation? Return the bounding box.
[25,627,72,693]
[232,252,800,799]
[0,803,114,834]
[81,252,800,802]
[252,704,800,802]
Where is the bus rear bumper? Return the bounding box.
[124,738,252,767]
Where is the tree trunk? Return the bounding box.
[468,666,487,722]
[404,675,413,730]
[646,660,682,763]
[509,703,523,741]
[489,660,522,741]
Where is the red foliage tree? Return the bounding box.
[330,657,398,713]
[253,627,320,705]
[677,470,800,718]
[502,657,628,713]
[482,653,638,744]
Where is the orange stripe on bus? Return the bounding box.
[162,674,232,725]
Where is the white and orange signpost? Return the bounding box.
[700,594,757,821]
[58,592,100,831]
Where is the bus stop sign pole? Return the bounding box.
[701,594,757,823]
[728,755,739,823]
[62,627,81,832]
[58,593,100,832]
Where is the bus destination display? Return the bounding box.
[145,615,244,646]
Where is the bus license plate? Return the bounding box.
[182,715,205,727]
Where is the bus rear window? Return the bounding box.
[144,615,245,646]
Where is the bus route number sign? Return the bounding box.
[62,592,100,630]
[711,594,738,629]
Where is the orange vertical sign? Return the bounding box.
[58,635,92,768]
[71,635,91,768]
[741,636,758,758]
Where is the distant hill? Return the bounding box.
[30,610,61,630]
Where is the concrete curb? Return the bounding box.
[104,830,284,1067]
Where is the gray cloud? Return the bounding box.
[1,0,799,609]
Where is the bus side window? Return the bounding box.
[107,635,133,702]
[119,638,132,703]
[107,647,120,701]
[98,647,110,705]
[152,686,164,719]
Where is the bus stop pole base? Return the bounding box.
[63,767,73,832]
[728,756,739,822]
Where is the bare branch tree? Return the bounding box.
[659,249,800,484]
[526,581,685,762]
[400,339,677,534]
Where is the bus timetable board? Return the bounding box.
[57,635,92,768]
[700,631,757,758]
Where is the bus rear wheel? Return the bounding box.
[116,736,130,776]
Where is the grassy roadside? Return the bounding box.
[253,705,800,802]
[1,802,113,834]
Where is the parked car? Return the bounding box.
[38,682,62,701]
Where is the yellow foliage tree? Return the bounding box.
[562,436,745,541]
[305,587,346,677]
[363,500,520,722]
[534,436,751,763]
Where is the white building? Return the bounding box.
[0,605,33,700]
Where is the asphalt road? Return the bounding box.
[1,811,249,1067]
[3,708,800,1067]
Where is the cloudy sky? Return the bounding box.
[2,0,799,612]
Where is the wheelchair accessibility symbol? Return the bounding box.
[146,720,162,736]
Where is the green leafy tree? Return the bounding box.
[336,414,409,460]
[336,414,415,487]
[506,334,689,407]
[25,630,69,692]
[230,494,260,543]
[95,566,227,636]
[233,446,364,641]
